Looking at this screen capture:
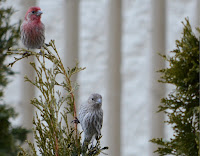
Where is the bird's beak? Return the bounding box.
[96,98,102,104]
[36,10,43,16]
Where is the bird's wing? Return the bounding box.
[94,110,103,136]
[81,112,91,132]
[79,104,88,125]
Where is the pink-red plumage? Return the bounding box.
[21,6,45,49]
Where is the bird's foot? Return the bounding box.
[71,117,80,124]
[39,50,43,55]
[22,51,31,57]
[45,43,50,47]
[95,135,102,141]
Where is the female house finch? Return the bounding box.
[21,6,45,49]
[79,93,103,149]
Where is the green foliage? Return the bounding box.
[0,0,20,97]
[0,0,28,155]
[150,18,200,155]
[0,105,29,156]
[7,40,108,156]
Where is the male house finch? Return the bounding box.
[21,6,45,49]
[79,93,103,148]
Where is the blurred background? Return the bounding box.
[3,0,200,155]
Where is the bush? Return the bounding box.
[0,0,29,155]
[150,18,200,156]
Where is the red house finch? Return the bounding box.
[79,93,103,149]
[21,6,45,49]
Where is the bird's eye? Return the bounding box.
[91,98,94,101]
[32,11,35,13]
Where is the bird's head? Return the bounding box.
[25,6,43,22]
[88,93,102,108]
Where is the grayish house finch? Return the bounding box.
[79,93,103,148]
[21,6,45,49]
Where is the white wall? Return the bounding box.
[4,0,199,155]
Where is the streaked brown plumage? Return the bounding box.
[79,93,103,148]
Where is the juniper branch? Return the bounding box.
[7,40,85,155]
[8,40,107,156]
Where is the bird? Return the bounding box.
[79,93,103,151]
[20,6,45,50]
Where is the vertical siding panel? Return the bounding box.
[64,0,79,124]
[150,0,166,155]
[19,0,37,144]
[106,0,122,155]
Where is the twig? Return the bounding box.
[49,41,78,141]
